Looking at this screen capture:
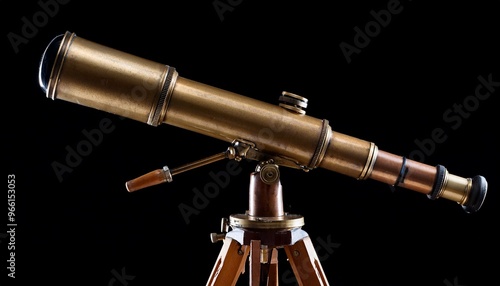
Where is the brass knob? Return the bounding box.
[279,91,308,115]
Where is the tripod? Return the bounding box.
[207,162,330,286]
[124,143,331,285]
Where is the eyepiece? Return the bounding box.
[427,165,487,213]
[462,175,487,213]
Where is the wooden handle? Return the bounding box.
[125,168,169,192]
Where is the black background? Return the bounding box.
[3,1,499,286]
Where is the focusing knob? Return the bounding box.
[279,91,308,115]
[259,163,280,184]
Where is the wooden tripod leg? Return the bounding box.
[249,240,261,286]
[284,236,330,286]
[250,241,279,286]
[267,248,279,286]
[207,237,250,286]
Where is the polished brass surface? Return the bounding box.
[258,164,280,185]
[167,76,328,168]
[42,31,486,210]
[42,31,381,181]
[359,142,378,180]
[279,91,308,115]
[319,131,374,178]
[229,214,304,230]
[309,119,332,170]
[440,172,471,204]
[45,32,176,125]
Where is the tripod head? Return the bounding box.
[38,31,487,213]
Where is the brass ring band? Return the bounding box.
[47,31,75,100]
[359,142,378,180]
[147,66,178,126]
[229,214,304,230]
[308,119,332,169]
[440,171,472,205]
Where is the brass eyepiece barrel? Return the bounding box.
[39,31,487,212]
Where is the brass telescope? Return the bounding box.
[39,31,487,213]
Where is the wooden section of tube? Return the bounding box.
[370,150,436,194]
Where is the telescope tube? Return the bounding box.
[38,31,487,213]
